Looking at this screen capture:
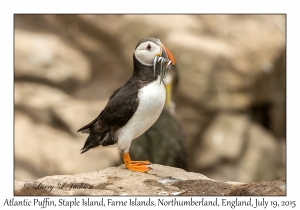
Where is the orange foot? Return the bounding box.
[129,160,151,165]
[122,153,151,173]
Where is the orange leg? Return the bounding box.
[122,152,151,173]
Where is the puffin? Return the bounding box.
[78,37,176,173]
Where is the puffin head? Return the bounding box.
[134,37,176,82]
[134,37,175,66]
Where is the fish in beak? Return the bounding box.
[153,43,176,83]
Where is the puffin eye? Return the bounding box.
[146,43,151,50]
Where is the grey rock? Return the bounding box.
[14,164,285,196]
[193,113,250,169]
[15,29,91,89]
[14,110,120,181]
[191,113,280,183]
[14,164,215,196]
[237,123,279,183]
[15,82,71,110]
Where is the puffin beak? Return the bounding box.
[162,45,176,65]
[153,42,176,83]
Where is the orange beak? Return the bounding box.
[163,45,176,65]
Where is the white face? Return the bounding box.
[134,41,161,66]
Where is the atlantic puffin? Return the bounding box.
[78,37,176,173]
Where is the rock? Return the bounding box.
[227,178,286,196]
[15,82,71,110]
[190,113,280,183]
[193,113,250,169]
[169,15,285,111]
[14,110,120,181]
[277,140,286,179]
[237,123,279,183]
[14,82,122,181]
[14,186,53,196]
[15,29,91,90]
[52,98,109,136]
[15,82,109,136]
[251,49,286,139]
[14,164,285,196]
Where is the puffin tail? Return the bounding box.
[80,130,117,154]
[80,147,90,154]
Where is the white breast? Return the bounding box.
[117,77,166,153]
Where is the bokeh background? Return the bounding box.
[14,14,286,183]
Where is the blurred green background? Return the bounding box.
[14,14,286,183]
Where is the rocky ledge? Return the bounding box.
[14,164,285,196]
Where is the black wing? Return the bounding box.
[77,86,123,133]
[77,85,139,134]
